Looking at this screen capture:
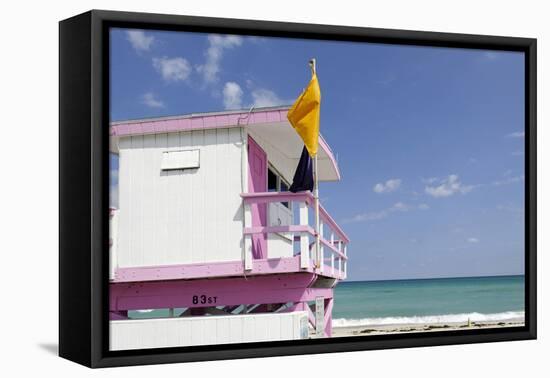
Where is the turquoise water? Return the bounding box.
[332,275,525,327]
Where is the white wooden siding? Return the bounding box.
[110,312,308,351]
[117,128,244,268]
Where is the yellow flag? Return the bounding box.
[287,73,321,157]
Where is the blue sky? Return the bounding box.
[110,28,525,281]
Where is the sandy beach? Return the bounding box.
[331,318,525,337]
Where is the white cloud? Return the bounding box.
[343,202,419,223]
[425,175,473,198]
[141,92,164,108]
[126,30,154,52]
[506,131,525,138]
[421,177,439,184]
[467,237,479,243]
[373,179,401,193]
[391,202,409,211]
[251,88,289,108]
[418,203,430,210]
[153,57,192,82]
[483,52,498,60]
[245,79,291,108]
[222,82,243,109]
[197,34,242,84]
[492,175,524,186]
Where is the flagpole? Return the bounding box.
[309,58,321,269]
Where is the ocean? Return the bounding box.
[332,275,525,327]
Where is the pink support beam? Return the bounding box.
[110,272,334,312]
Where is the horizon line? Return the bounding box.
[344,273,525,283]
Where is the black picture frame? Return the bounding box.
[59,9,537,368]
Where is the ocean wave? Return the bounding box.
[332,311,524,327]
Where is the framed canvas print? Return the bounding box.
[59,10,536,368]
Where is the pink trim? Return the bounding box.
[110,109,286,137]
[113,256,345,283]
[110,273,333,312]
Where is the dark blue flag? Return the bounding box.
[289,146,314,193]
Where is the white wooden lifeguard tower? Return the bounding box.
[109,105,349,350]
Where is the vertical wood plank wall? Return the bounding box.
[117,127,244,268]
[110,311,308,351]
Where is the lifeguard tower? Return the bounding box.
[109,105,349,350]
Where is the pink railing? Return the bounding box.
[240,191,349,279]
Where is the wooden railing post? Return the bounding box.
[243,202,253,271]
[330,232,335,276]
[318,222,324,273]
[299,201,310,269]
[343,244,347,278]
[338,241,343,278]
